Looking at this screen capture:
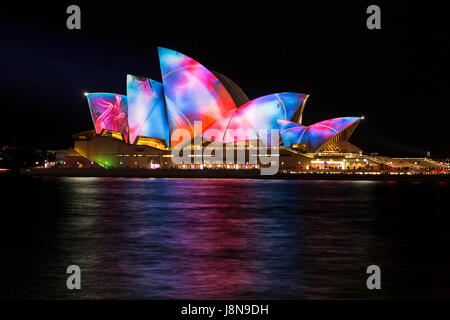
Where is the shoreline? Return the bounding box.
[15,168,450,181]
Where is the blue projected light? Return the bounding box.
[127,75,169,146]
[278,117,362,152]
[158,47,237,147]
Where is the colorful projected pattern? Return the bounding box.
[158,47,237,146]
[278,117,361,152]
[277,120,306,148]
[205,93,308,145]
[85,48,313,149]
[87,93,129,143]
[127,75,169,145]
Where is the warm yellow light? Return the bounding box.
[84,92,89,96]
[135,136,166,150]
[361,116,365,120]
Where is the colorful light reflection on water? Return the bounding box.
[1,178,450,299]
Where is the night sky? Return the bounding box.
[1,2,449,157]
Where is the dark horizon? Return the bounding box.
[1,2,449,158]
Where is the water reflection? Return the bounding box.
[1,177,449,299]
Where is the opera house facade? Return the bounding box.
[65,47,368,171]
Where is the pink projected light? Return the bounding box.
[205,93,308,145]
[158,47,237,147]
[278,117,362,152]
[87,93,129,143]
[127,75,169,145]
[84,48,313,149]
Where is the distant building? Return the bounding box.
[65,48,366,171]
[54,150,68,164]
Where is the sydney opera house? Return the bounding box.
[64,47,371,171]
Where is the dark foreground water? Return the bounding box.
[1,177,449,299]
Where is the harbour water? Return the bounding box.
[1,177,449,299]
